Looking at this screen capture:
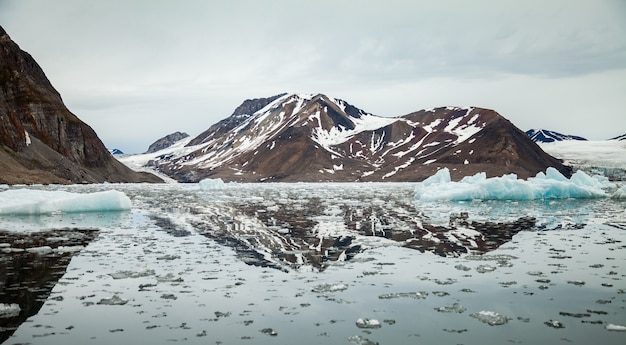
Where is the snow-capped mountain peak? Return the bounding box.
[143,93,569,182]
[526,129,587,143]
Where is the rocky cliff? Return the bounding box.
[146,93,571,182]
[145,131,189,153]
[0,26,161,184]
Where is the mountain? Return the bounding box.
[145,131,189,153]
[0,26,161,184]
[147,93,571,182]
[609,133,626,141]
[526,129,587,143]
[109,149,124,155]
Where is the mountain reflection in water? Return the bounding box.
[182,185,538,271]
[0,229,99,343]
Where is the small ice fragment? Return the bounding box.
[432,291,450,297]
[348,335,380,345]
[378,291,428,300]
[606,324,626,332]
[156,273,184,282]
[260,328,278,336]
[435,303,466,313]
[311,283,348,293]
[355,318,382,329]
[214,311,231,318]
[156,254,180,260]
[434,278,457,285]
[476,265,496,273]
[97,295,128,305]
[54,246,84,253]
[470,310,511,326]
[454,264,471,271]
[110,269,156,279]
[544,320,565,329]
[0,303,21,318]
[26,246,53,255]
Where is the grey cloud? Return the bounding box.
[1,0,624,152]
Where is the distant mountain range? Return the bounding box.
[525,129,587,143]
[109,149,124,155]
[610,133,626,141]
[0,26,161,184]
[143,93,570,182]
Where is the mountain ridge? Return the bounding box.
[526,129,587,143]
[144,93,570,182]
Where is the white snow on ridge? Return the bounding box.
[442,110,484,144]
[0,189,132,215]
[311,111,396,154]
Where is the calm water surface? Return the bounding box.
[1,183,624,344]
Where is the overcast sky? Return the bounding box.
[1,0,625,153]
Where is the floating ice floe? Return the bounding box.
[0,303,21,318]
[355,318,382,329]
[606,324,626,332]
[378,291,428,300]
[0,189,131,215]
[311,283,349,293]
[470,310,511,325]
[97,295,128,306]
[415,167,616,201]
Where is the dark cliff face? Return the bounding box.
[0,26,161,184]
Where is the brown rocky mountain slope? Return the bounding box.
[0,26,161,184]
[145,93,570,182]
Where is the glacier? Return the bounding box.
[0,189,131,215]
[415,167,617,201]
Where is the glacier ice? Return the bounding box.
[415,167,615,201]
[199,178,226,190]
[0,189,132,215]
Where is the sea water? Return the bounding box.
[0,182,624,344]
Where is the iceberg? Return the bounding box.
[199,178,226,190]
[0,189,132,215]
[415,168,613,201]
